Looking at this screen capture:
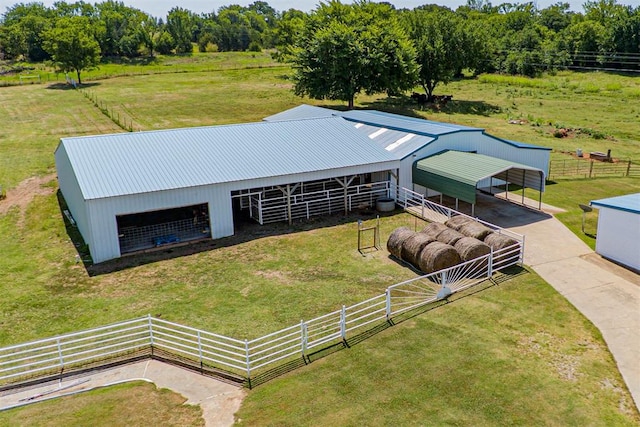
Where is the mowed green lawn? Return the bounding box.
[0,53,638,424]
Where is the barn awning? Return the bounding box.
[412,150,545,207]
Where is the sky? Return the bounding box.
[0,0,638,19]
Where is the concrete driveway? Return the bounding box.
[471,192,640,411]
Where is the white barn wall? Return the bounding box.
[595,208,640,270]
[55,144,91,247]
[86,184,234,263]
[84,161,399,263]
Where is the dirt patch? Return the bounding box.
[0,174,56,226]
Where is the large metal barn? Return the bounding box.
[56,106,551,264]
[55,117,399,263]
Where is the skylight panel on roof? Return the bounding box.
[354,123,364,128]
[385,133,415,151]
[369,128,388,139]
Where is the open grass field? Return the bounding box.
[0,52,638,425]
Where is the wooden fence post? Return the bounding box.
[589,160,594,178]
[627,160,632,177]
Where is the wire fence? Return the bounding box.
[0,192,524,390]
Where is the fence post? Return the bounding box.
[300,320,307,363]
[488,249,493,278]
[385,288,391,321]
[589,160,594,178]
[56,338,64,369]
[340,305,347,342]
[627,160,632,177]
[148,315,154,355]
[245,339,251,388]
[197,331,203,370]
[421,194,425,218]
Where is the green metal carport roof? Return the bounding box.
[413,150,545,206]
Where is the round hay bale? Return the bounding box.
[435,228,465,245]
[454,237,491,262]
[401,233,436,267]
[444,215,472,231]
[458,221,494,240]
[420,222,448,238]
[418,242,461,274]
[483,233,518,251]
[387,227,415,259]
[484,233,520,265]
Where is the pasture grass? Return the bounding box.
[0,198,420,344]
[237,269,639,426]
[0,381,204,426]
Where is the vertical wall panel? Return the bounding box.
[54,144,91,248]
[595,208,640,270]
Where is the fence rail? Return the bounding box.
[549,158,640,179]
[0,189,524,390]
[252,181,390,224]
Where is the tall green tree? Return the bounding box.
[403,8,481,98]
[292,1,417,109]
[43,16,100,84]
[166,7,194,53]
[0,2,53,61]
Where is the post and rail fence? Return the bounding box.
[0,188,524,391]
[548,158,640,179]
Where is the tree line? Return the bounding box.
[0,0,638,98]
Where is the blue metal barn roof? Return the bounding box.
[265,105,550,158]
[591,193,640,215]
[58,117,398,200]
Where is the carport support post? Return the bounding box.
[522,172,526,206]
[287,184,292,225]
[505,170,509,200]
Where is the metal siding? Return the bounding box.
[412,165,476,204]
[82,162,397,263]
[475,134,550,177]
[55,143,92,250]
[61,117,398,201]
[85,184,234,263]
[595,207,640,270]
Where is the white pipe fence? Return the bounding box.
[0,190,525,389]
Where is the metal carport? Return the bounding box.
[412,150,545,214]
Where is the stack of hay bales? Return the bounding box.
[387,226,461,273]
[387,217,519,276]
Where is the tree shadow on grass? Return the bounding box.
[46,82,101,90]
[360,96,502,117]
[439,99,502,116]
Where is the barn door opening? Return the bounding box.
[116,203,211,254]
